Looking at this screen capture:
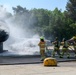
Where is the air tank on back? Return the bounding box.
[0,19,9,53]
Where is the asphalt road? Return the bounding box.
[0,49,75,65]
[0,54,76,65]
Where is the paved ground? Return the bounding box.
[0,49,76,75]
[0,61,76,75]
[0,46,75,64]
[0,49,76,65]
[0,54,76,65]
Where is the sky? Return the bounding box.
[0,0,68,13]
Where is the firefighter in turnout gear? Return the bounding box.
[71,35,76,57]
[52,37,61,57]
[38,36,46,61]
[61,38,70,58]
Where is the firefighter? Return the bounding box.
[71,35,76,57]
[52,37,61,58]
[61,38,70,58]
[38,36,46,61]
[70,35,76,41]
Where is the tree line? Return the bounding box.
[0,0,76,41]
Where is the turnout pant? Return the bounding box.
[61,47,70,58]
[40,48,46,60]
[73,46,76,54]
[52,47,60,57]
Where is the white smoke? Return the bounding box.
[0,6,40,55]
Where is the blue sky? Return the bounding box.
[0,0,68,13]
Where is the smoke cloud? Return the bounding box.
[0,5,40,55]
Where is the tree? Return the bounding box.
[12,5,30,28]
[49,8,66,40]
[30,8,50,37]
[66,0,76,22]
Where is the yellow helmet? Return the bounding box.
[40,36,44,40]
[73,36,76,40]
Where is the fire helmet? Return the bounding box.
[40,36,44,40]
